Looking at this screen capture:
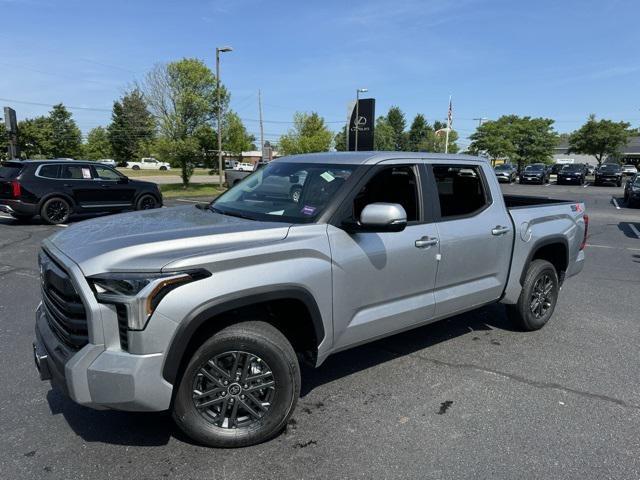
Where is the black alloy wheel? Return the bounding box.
[192,351,275,429]
[41,197,71,225]
[136,194,158,210]
[529,273,554,319]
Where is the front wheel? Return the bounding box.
[507,259,559,331]
[132,165,140,170]
[172,321,300,448]
[136,194,159,210]
[159,166,168,171]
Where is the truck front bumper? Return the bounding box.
[34,303,173,412]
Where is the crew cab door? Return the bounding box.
[328,163,440,350]
[428,163,513,317]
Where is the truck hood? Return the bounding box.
[45,205,291,276]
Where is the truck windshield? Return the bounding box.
[211,162,357,223]
[495,165,511,171]
[600,164,621,171]
[525,165,544,171]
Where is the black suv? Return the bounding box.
[557,163,587,185]
[0,160,162,224]
[594,163,623,187]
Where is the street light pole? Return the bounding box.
[216,46,232,188]
[354,88,368,151]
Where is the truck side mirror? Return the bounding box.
[356,203,407,232]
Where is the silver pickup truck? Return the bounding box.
[33,152,587,447]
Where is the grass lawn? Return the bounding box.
[118,168,213,177]
[160,183,227,199]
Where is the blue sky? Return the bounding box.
[1,0,639,149]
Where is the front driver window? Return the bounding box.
[353,166,420,222]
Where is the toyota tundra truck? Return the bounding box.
[33,152,587,447]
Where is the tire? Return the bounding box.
[617,180,622,187]
[40,197,71,225]
[132,165,140,170]
[159,166,168,171]
[136,194,159,210]
[172,321,300,448]
[507,259,559,331]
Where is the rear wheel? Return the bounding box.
[507,259,559,331]
[160,166,168,171]
[172,321,300,448]
[40,197,71,225]
[132,165,140,170]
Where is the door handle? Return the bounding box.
[415,236,439,248]
[491,225,510,236]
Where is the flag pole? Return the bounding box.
[445,95,451,154]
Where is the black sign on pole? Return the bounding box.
[347,98,375,151]
[3,107,19,159]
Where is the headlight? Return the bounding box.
[88,270,210,330]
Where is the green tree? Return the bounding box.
[48,104,82,158]
[386,106,407,151]
[334,125,347,152]
[82,127,112,160]
[278,112,333,155]
[568,114,631,165]
[374,116,396,151]
[141,58,229,185]
[0,122,8,160]
[108,89,156,165]
[223,111,256,157]
[407,114,432,151]
[469,115,556,169]
[18,116,53,158]
[423,121,459,153]
[154,136,202,186]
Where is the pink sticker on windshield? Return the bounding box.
[301,205,316,216]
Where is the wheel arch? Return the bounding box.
[37,192,76,212]
[162,286,325,385]
[520,236,569,286]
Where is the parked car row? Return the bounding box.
[494,162,637,188]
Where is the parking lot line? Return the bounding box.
[612,197,621,209]
[629,223,640,239]
[583,183,590,188]
[175,199,202,203]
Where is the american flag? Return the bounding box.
[447,96,453,127]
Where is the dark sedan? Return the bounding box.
[0,160,162,224]
[594,163,623,187]
[519,163,550,184]
[624,174,640,207]
[557,163,586,185]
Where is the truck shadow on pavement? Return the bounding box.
[44,303,515,447]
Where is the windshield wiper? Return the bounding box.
[207,204,255,220]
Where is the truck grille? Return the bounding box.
[39,250,89,350]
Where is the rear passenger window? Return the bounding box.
[433,165,488,219]
[60,165,91,179]
[38,165,60,179]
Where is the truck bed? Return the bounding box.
[503,194,575,209]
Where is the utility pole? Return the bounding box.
[258,89,264,158]
[216,46,233,188]
[473,117,487,128]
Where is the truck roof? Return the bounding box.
[272,151,484,166]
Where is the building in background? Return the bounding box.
[553,136,640,166]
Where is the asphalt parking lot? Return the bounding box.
[1,177,639,479]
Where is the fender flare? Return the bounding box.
[162,286,325,384]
